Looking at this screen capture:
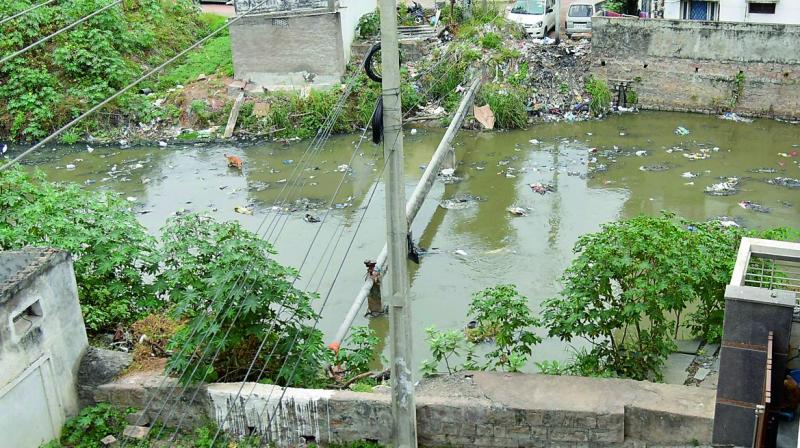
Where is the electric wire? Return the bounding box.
[147,79,360,442]
[0,0,57,27]
[0,0,123,66]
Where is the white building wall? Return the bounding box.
[664,0,800,23]
[339,0,378,62]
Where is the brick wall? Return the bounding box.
[591,17,800,119]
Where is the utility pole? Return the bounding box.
[377,0,418,447]
[554,0,561,44]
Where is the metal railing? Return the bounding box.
[731,238,800,294]
[233,0,330,15]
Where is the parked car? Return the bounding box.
[565,0,604,38]
[507,0,556,38]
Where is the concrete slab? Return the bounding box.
[712,356,720,371]
[704,343,720,356]
[700,372,719,390]
[675,339,702,355]
[694,367,711,381]
[663,353,696,385]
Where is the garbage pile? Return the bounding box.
[508,38,594,123]
[704,177,740,196]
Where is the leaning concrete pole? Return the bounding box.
[555,0,561,44]
[378,0,418,446]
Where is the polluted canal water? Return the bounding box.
[28,111,800,369]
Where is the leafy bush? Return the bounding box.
[541,214,798,381]
[58,403,129,448]
[421,284,540,375]
[160,214,325,387]
[333,326,379,380]
[477,84,528,129]
[357,10,380,39]
[0,168,158,332]
[480,32,502,50]
[585,76,611,117]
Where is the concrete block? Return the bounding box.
[122,425,150,440]
[663,353,695,385]
[125,410,149,426]
[675,339,702,354]
[100,435,118,446]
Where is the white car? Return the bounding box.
[507,0,556,38]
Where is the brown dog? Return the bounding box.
[224,153,243,170]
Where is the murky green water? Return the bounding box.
[19,111,800,369]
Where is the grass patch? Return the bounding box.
[477,83,527,129]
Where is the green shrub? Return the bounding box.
[161,214,328,387]
[333,326,379,381]
[0,168,158,332]
[58,403,129,448]
[585,76,611,117]
[477,83,527,129]
[480,32,502,50]
[357,10,380,39]
[541,214,799,381]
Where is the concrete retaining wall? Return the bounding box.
[591,17,800,119]
[93,371,714,447]
[230,11,346,89]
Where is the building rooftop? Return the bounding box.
[0,248,68,305]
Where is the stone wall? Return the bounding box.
[93,371,715,447]
[229,10,346,89]
[591,17,800,119]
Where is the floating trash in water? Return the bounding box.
[639,164,670,172]
[440,168,455,177]
[635,150,647,157]
[439,193,482,210]
[750,167,777,174]
[506,206,528,217]
[719,112,753,123]
[234,206,253,215]
[126,196,137,202]
[738,200,769,213]
[766,177,800,188]
[681,171,698,178]
[86,145,94,153]
[529,139,540,145]
[529,182,556,195]
[65,164,76,170]
[410,129,418,135]
[159,141,168,148]
[304,213,321,223]
[675,126,690,136]
[705,177,740,196]
[282,159,294,165]
[337,164,350,172]
[454,249,468,257]
[683,152,710,161]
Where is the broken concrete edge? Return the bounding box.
[89,370,714,447]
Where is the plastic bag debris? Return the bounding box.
[639,164,670,172]
[506,206,528,216]
[234,206,253,215]
[738,201,769,213]
[766,177,800,189]
[439,194,482,210]
[681,172,698,178]
[705,177,740,196]
[675,126,690,136]
[337,164,350,172]
[719,112,753,123]
[529,182,556,195]
[304,213,321,223]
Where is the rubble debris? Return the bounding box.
[704,177,740,196]
[738,200,769,213]
[766,177,800,189]
[529,182,556,195]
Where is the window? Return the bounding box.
[749,2,776,14]
[681,0,719,20]
[511,0,546,15]
[569,4,594,17]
